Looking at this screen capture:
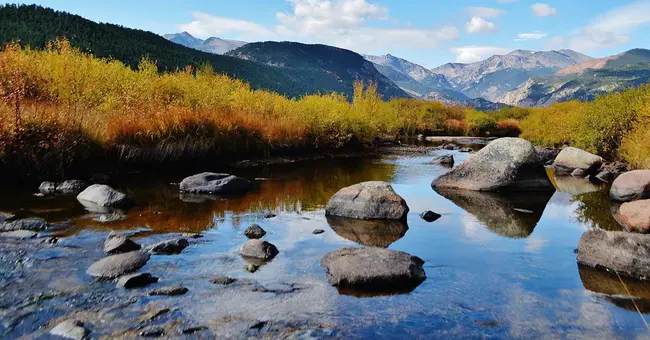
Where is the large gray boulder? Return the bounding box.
[104,231,141,254]
[610,170,650,202]
[77,184,133,209]
[432,138,554,192]
[321,247,426,291]
[239,239,279,261]
[553,147,603,175]
[50,319,89,340]
[577,230,650,280]
[87,251,150,279]
[56,180,89,194]
[0,217,48,232]
[325,181,409,220]
[179,172,253,195]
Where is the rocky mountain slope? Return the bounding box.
[163,32,247,54]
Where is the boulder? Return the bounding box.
[571,168,586,178]
[534,147,559,165]
[441,143,458,150]
[325,181,409,220]
[0,217,48,232]
[239,239,279,261]
[87,251,150,279]
[104,231,141,254]
[593,170,615,183]
[577,230,650,280]
[179,172,253,195]
[610,170,650,202]
[148,286,188,296]
[244,224,266,239]
[432,138,554,192]
[321,247,426,291]
[147,238,189,255]
[0,230,37,239]
[77,184,133,209]
[420,211,441,222]
[210,275,237,285]
[431,155,454,167]
[56,180,89,194]
[39,181,57,195]
[50,319,89,340]
[619,200,650,233]
[117,273,159,288]
[326,216,408,248]
[553,147,603,175]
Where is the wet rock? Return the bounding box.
[147,238,189,255]
[1,217,48,232]
[210,275,237,285]
[93,213,125,223]
[182,233,203,239]
[420,210,441,222]
[139,326,164,337]
[619,200,650,233]
[0,212,15,223]
[244,224,266,239]
[610,170,650,202]
[571,168,586,178]
[577,230,650,280]
[432,138,554,192]
[326,216,408,248]
[0,230,37,239]
[182,326,208,334]
[179,172,253,195]
[442,143,458,150]
[593,170,615,183]
[246,264,260,273]
[431,154,454,167]
[459,147,472,153]
[104,231,141,254]
[50,319,89,340]
[312,229,325,235]
[56,180,90,194]
[251,282,299,294]
[39,181,57,195]
[321,247,426,291]
[148,286,188,296]
[77,184,134,209]
[117,273,159,288]
[239,239,279,261]
[435,188,552,238]
[534,147,559,165]
[263,211,277,218]
[325,181,409,220]
[553,147,603,175]
[87,251,150,279]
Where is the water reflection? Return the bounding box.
[572,189,624,232]
[326,216,409,247]
[579,265,650,313]
[551,174,603,195]
[434,188,553,238]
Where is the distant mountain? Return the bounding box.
[163,32,247,55]
[499,49,650,107]
[424,92,507,111]
[431,49,593,102]
[227,42,408,100]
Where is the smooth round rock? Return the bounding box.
[420,211,441,222]
[325,181,409,220]
[147,238,189,255]
[50,319,89,340]
[87,251,150,279]
[321,247,426,290]
[179,172,253,195]
[104,232,141,254]
[619,200,650,233]
[432,138,554,192]
[56,180,89,194]
[239,239,279,260]
[244,224,266,239]
[577,230,650,280]
[117,273,159,288]
[431,154,454,167]
[77,184,133,208]
[553,147,603,175]
[610,170,650,202]
[148,286,188,296]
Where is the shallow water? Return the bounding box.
[1,148,649,339]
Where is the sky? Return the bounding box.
[17,0,650,68]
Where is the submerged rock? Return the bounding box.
[577,230,650,280]
[39,181,57,195]
[0,217,48,232]
[0,230,38,239]
[87,251,150,279]
[104,231,141,254]
[210,275,237,285]
[553,147,603,175]
[179,172,253,195]
[610,170,650,202]
[50,319,89,340]
[321,247,426,292]
[239,239,279,261]
[431,154,454,167]
[326,216,408,248]
[117,273,159,288]
[325,181,409,220]
[77,184,133,209]
[619,200,650,233]
[244,224,266,239]
[147,238,189,255]
[432,138,554,192]
[420,210,441,222]
[312,229,325,235]
[148,286,189,296]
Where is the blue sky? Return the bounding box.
[17,0,650,67]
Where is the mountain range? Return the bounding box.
[163,32,247,54]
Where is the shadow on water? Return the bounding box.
[579,264,650,313]
[433,188,553,238]
[326,215,409,248]
[336,283,421,298]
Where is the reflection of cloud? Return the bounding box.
[524,235,548,253]
[460,214,493,244]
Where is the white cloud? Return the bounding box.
[514,31,547,41]
[531,3,557,17]
[590,0,650,33]
[465,17,498,34]
[496,0,519,3]
[178,0,459,54]
[466,7,505,18]
[450,46,513,63]
[568,28,630,51]
[544,35,565,50]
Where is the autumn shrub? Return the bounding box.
[494,119,522,137]
[443,119,467,136]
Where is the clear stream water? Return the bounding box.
[1,146,649,339]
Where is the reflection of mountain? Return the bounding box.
[579,264,650,313]
[326,216,408,248]
[434,188,552,238]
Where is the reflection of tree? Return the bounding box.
[572,188,623,232]
[579,264,650,313]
